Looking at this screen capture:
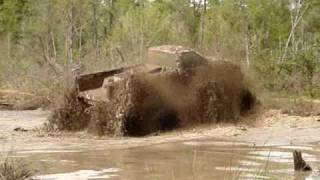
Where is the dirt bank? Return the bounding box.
[0,90,49,110]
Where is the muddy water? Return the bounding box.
[18,140,319,180]
[1,110,320,179]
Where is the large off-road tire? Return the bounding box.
[196,81,224,123]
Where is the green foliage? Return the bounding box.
[247,0,291,49]
[0,0,30,41]
[0,0,319,97]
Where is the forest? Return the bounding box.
[0,0,319,100]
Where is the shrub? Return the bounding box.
[0,158,33,180]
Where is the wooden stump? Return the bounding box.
[293,150,312,171]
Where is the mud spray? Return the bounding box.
[49,60,256,136]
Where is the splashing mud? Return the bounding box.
[50,59,256,136]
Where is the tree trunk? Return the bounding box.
[7,33,11,58]
[92,0,99,61]
[66,0,75,65]
[200,0,207,48]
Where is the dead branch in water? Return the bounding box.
[293,150,312,171]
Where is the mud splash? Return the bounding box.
[50,46,257,136]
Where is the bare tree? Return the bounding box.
[279,0,309,63]
[65,0,76,65]
[200,0,207,48]
[92,0,100,61]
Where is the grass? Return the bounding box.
[0,157,33,180]
[262,95,320,116]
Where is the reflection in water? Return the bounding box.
[33,168,120,180]
[241,173,270,179]
[278,145,313,151]
[19,139,320,180]
[248,150,317,163]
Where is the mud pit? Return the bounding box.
[1,107,320,179]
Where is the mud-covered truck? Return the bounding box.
[51,45,255,136]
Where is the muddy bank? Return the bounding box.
[0,90,49,110]
[0,110,48,134]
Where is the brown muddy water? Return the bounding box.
[1,110,320,179]
[16,140,320,180]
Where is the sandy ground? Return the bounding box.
[0,108,320,154]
